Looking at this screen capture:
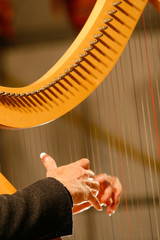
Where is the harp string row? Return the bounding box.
[148,6,160,210]
[141,12,160,239]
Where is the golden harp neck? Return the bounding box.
[0,0,159,129]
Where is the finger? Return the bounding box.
[111,198,120,212]
[107,205,113,215]
[77,158,90,169]
[85,180,100,191]
[88,191,102,211]
[107,176,122,203]
[40,153,57,170]
[91,189,99,196]
[94,173,107,183]
[106,190,120,215]
[105,198,114,215]
[106,175,119,187]
[86,170,95,179]
[72,202,91,214]
[114,181,122,200]
[111,191,121,212]
[99,185,113,204]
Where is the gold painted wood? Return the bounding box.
[0,0,149,129]
[0,173,16,194]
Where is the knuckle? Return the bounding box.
[80,158,90,164]
[115,177,120,184]
[80,169,89,178]
[112,176,117,184]
[80,168,85,176]
[83,169,88,177]
[112,177,121,187]
[115,178,122,192]
[90,170,95,175]
[82,158,90,165]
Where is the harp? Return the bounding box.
[0,0,154,129]
[0,0,160,239]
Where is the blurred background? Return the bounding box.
[0,0,160,239]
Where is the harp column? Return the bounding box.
[0,46,4,172]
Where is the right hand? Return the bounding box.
[40,153,102,211]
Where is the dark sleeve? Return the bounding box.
[0,178,73,240]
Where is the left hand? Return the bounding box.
[73,174,122,215]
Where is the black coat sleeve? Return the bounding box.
[0,178,73,240]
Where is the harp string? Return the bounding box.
[132,27,155,239]
[127,125,143,239]
[69,110,87,240]
[104,81,122,239]
[112,65,133,238]
[147,6,160,209]
[100,67,129,238]
[81,98,102,240]
[123,58,142,238]
[142,13,160,162]
[148,0,160,212]
[96,91,108,177]
[128,35,155,238]
[19,130,29,185]
[148,7,160,115]
[141,10,160,239]
[114,61,139,238]
[16,132,26,188]
[135,10,159,239]
[110,73,132,240]
[95,90,116,240]
[145,91,160,239]
[114,55,142,238]
[147,5,160,208]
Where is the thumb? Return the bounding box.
[40,152,57,170]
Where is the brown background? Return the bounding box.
[0,1,160,239]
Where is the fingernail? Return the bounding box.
[98,207,103,211]
[98,205,103,211]
[112,210,115,215]
[108,209,112,216]
[40,152,47,161]
[108,209,115,216]
[89,177,94,181]
[107,206,112,216]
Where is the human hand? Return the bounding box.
[72,174,122,215]
[40,153,102,211]
[95,174,122,215]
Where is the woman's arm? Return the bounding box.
[0,178,73,240]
